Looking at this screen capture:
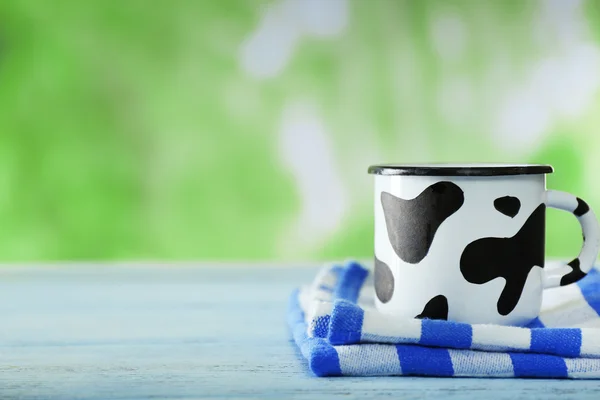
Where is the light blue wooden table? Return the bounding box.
[1,264,599,399]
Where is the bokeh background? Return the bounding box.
[1,0,599,262]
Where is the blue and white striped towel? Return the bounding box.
[287,261,600,378]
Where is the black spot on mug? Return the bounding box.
[368,163,600,326]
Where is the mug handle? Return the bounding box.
[543,190,600,288]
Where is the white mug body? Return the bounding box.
[371,165,549,326]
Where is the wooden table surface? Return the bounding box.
[1,264,599,399]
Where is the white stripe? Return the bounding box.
[357,285,375,307]
[541,283,581,312]
[312,287,334,302]
[337,344,401,376]
[471,324,530,351]
[448,349,514,377]
[361,309,422,343]
[580,328,600,357]
[576,318,600,328]
[540,284,600,327]
[310,300,333,318]
[311,264,340,290]
[298,286,311,313]
[306,300,333,336]
[361,332,420,344]
[298,286,333,317]
[565,358,600,379]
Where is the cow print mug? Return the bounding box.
[368,163,600,326]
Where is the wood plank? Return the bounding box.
[0,265,599,399]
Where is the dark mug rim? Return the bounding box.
[367,163,553,177]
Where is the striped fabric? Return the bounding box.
[288,261,600,378]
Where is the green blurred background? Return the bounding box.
[1,0,599,262]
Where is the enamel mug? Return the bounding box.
[368,163,600,326]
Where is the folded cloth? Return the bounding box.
[287,261,600,378]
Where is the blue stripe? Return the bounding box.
[328,300,364,345]
[578,268,600,317]
[334,261,369,303]
[509,352,568,378]
[307,338,342,377]
[531,328,581,357]
[312,315,331,338]
[420,320,472,349]
[396,344,454,376]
